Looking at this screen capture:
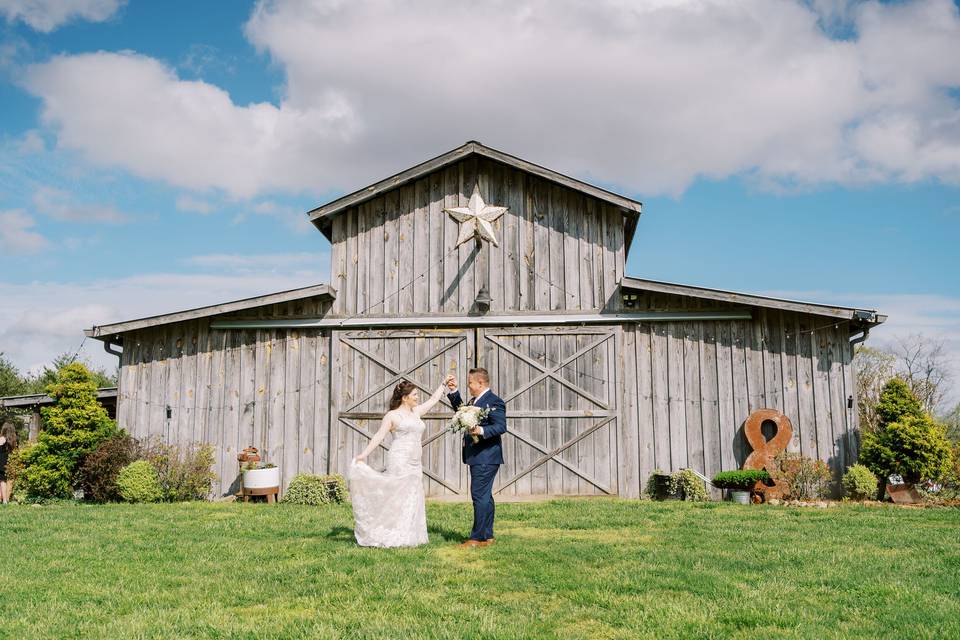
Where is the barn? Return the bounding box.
[85,141,886,498]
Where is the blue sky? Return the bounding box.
[1,0,958,404]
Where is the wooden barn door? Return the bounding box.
[330,329,474,496]
[478,326,620,497]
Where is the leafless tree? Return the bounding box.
[891,334,952,415]
[854,345,896,432]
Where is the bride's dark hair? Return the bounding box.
[389,381,417,410]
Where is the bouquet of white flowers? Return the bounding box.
[449,405,493,444]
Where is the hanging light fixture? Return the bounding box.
[475,285,492,312]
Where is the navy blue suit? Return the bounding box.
[449,389,507,541]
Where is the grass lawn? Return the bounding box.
[1,499,958,639]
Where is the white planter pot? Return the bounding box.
[729,490,751,505]
[243,467,280,489]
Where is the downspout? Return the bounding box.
[849,327,870,346]
[103,336,122,358]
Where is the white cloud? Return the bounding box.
[24,51,358,199]
[16,130,45,154]
[0,209,48,253]
[182,252,324,272]
[175,195,216,215]
[33,185,130,223]
[0,0,124,33]
[20,0,960,200]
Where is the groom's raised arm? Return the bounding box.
[480,396,507,439]
[448,390,463,411]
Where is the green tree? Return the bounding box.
[15,363,119,500]
[859,414,953,484]
[875,378,924,428]
[23,353,117,395]
[0,352,27,397]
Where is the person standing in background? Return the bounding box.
[0,422,18,504]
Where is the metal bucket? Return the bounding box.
[730,490,751,505]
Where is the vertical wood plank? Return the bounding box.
[549,185,565,310]
[331,214,347,315]
[268,331,286,469]
[812,323,833,464]
[651,323,671,472]
[221,330,241,496]
[797,315,818,459]
[413,178,429,315]
[684,321,704,474]
[207,330,227,494]
[504,167,521,312]
[398,184,415,315]
[700,321,721,498]
[382,191,399,316]
[637,323,656,493]
[443,165,460,313]
[827,323,847,475]
[458,158,477,313]
[356,203,369,315]
[781,312,802,453]
[667,322,687,470]
[716,321,737,472]
[620,325,640,497]
[299,332,317,476]
[564,191,581,311]
[313,332,330,475]
[730,320,750,467]
[532,178,550,311]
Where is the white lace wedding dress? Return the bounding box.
[347,414,428,548]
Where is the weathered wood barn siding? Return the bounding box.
[618,307,856,498]
[326,156,626,318]
[93,142,879,499]
[116,296,333,496]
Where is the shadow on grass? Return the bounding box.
[325,526,356,543]
[428,524,468,543]
[325,524,468,545]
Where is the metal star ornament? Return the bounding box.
[444,186,508,248]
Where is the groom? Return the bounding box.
[446,368,507,548]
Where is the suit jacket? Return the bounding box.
[448,390,507,465]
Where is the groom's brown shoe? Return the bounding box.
[479,538,495,547]
[459,539,483,548]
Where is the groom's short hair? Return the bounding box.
[468,368,489,384]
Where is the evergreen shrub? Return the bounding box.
[842,464,879,501]
[281,474,348,505]
[116,460,163,503]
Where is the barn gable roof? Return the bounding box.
[622,276,886,325]
[306,141,643,240]
[85,283,336,339]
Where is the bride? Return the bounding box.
[347,378,449,548]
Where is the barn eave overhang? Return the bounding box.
[622,276,886,327]
[306,141,643,245]
[84,283,337,340]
